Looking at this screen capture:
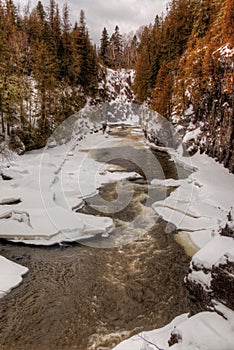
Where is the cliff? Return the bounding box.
[172,44,234,173]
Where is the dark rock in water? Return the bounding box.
[185,255,234,315]
[1,173,13,181]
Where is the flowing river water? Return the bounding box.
[0,125,191,350]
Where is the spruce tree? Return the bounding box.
[70,10,98,94]
[99,27,110,66]
[109,25,123,68]
[132,26,152,102]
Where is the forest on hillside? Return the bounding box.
[134,0,233,115]
[0,0,233,170]
[134,0,234,172]
[0,0,137,150]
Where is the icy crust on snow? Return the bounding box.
[187,235,234,289]
[0,256,28,299]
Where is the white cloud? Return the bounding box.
[19,0,168,44]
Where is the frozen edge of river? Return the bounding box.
[113,142,234,350]
[0,122,141,298]
[0,256,28,299]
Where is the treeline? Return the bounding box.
[0,0,100,148]
[0,0,137,150]
[99,26,138,69]
[133,0,234,119]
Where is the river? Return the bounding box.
[0,125,191,350]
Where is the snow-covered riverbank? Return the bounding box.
[113,141,234,350]
[0,112,140,297]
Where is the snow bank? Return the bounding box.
[169,308,234,350]
[113,308,234,350]
[152,150,234,249]
[113,314,188,350]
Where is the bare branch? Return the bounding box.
[138,334,164,350]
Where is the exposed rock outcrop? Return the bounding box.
[173,45,234,173]
[184,210,234,317]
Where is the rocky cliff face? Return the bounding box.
[172,45,234,173]
[138,44,234,175]
[185,210,234,317]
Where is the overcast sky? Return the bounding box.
[19,0,168,44]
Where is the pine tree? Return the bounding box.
[151,61,173,119]
[70,10,98,94]
[132,26,152,102]
[222,0,234,46]
[99,27,110,66]
[109,25,123,69]
[60,3,72,79]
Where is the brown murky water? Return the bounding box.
[0,126,190,350]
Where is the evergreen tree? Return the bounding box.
[60,3,72,79]
[222,0,234,45]
[109,25,123,68]
[132,26,152,102]
[99,27,110,66]
[151,61,173,118]
[70,10,98,93]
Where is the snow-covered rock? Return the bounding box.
[113,306,234,350]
